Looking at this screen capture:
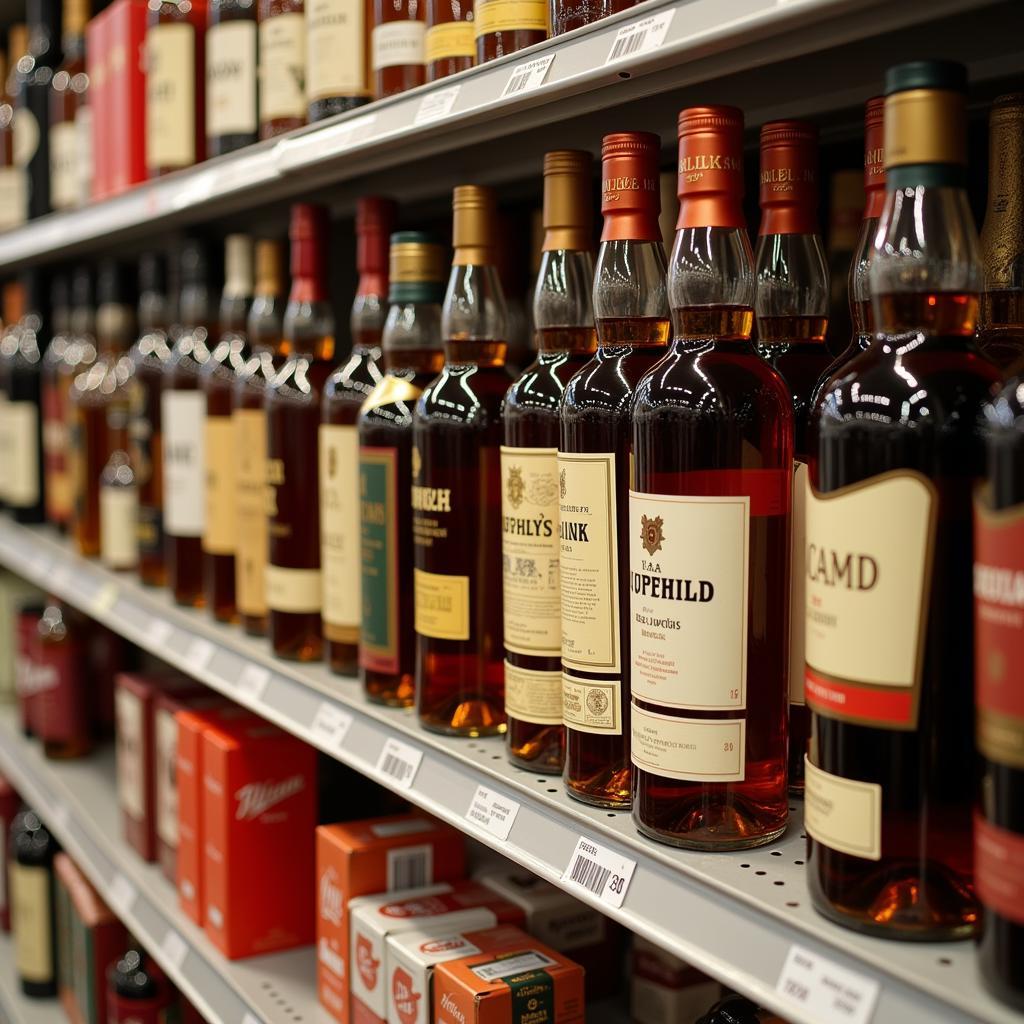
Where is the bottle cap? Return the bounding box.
[388,231,446,303]
[600,132,661,243]
[884,59,966,95]
[7,24,28,67]
[356,196,396,291]
[862,96,885,219]
[63,0,89,37]
[2,280,23,324]
[758,119,818,236]
[254,239,285,296]
[452,185,497,266]
[675,106,745,231]
[542,149,593,253]
[138,252,165,295]
[883,60,967,173]
[223,234,254,299]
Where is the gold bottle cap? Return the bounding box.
[390,232,446,284]
[254,239,285,296]
[7,24,28,68]
[883,61,967,172]
[452,185,497,266]
[542,149,593,253]
[63,0,90,37]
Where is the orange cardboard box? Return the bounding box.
[316,815,467,1024]
[433,941,585,1024]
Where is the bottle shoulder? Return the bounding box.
[562,346,667,417]
[416,363,511,426]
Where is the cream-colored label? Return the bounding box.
[501,446,561,658]
[425,20,474,62]
[631,704,745,782]
[0,395,9,501]
[562,673,621,735]
[6,402,39,508]
[266,565,322,613]
[414,567,470,641]
[307,0,369,100]
[371,19,426,71]
[49,121,78,211]
[804,755,882,861]
[75,106,92,205]
[628,491,748,710]
[206,20,258,135]
[504,660,562,725]
[154,708,179,847]
[473,0,546,35]
[0,166,27,230]
[11,863,53,983]
[790,460,807,705]
[558,452,619,673]
[146,23,196,169]
[13,108,39,168]
[204,415,236,555]
[115,687,146,820]
[101,485,139,569]
[234,408,268,617]
[259,13,306,121]
[320,424,361,637]
[162,391,205,537]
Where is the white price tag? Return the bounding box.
[51,803,70,834]
[50,561,72,593]
[562,836,636,909]
[149,619,174,647]
[376,737,423,789]
[465,785,520,840]
[501,54,555,98]
[311,703,354,753]
[415,85,460,125]
[161,929,189,970]
[107,873,137,917]
[604,9,674,65]
[775,944,880,1024]
[185,638,214,673]
[91,581,119,614]
[236,664,270,701]
[241,1014,261,1024]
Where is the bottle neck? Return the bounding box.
[441,261,508,353]
[219,294,250,335]
[533,249,595,331]
[848,215,878,337]
[138,291,169,332]
[180,283,215,328]
[96,303,134,355]
[351,285,386,349]
[247,293,286,354]
[753,231,829,344]
[593,238,669,348]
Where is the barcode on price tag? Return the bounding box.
[91,581,119,615]
[108,873,137,917]
[415,85,460,124]
[185,638,214,673]
[465,785,520,840]
[604,9,674,65]
[148,618,174,647]
[311,703,354,753]
[376,737,423,789]
[236,664,270,701]
[562,836,635,908]
[161,929,189,970]
[501,53,555,98]
[775,944,879,1024]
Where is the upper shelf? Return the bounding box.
[0,0,1017,270]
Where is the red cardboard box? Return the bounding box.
[85,7,110,200]
[106,0,148,195]
[317,815,467,1024]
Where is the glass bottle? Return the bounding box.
[234,238,286,637]
[806,60,1000,940]
[107,950,176,1023]
[266,204,336,660]
[0,281,21,509]
[549,0,599,37]
[307,0,372,119]
[41,271,70,529]
[10,810,57,997]
[372,0,425,98]
[322,196,393,675]
[48,0,88,211]
[258,0,306,137]
[474,0,544,63]
[205,0,258,155]
[631,107,792,849]
[426,0,473,81]
[358,232,446,705]
[753,120,829,795]
[414,185,510,735]
[503,150,595,774]
[560,132,669,808]
[0,25,28,231]
[35,601,91,759]
[202,234,253,623]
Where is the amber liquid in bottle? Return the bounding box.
[373,0,425,98]
[426,0,473,81]
[258,0,307,137]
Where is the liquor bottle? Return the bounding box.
[35,601,91,759]
[307,0,371,120]
[805,60,999,939]
[10,810,57,997]
[413,185,510,735]
[234,238,286,636]
[824,170,861,359]
[425,0,473,81]
[976,382,1024,1009]
[321,197,392,675]
[978,94,1024,374]
[145,0,206,177]
[474,0,544,63]
[560,133,669,808]
[549,0,599,37]
[59,266,96,523]
[107,950,176,1023]
[503,150,595,773]
[372,0,425,98]
[0,284,15,509]
[358,232,446,705]
[258,0,306,138]
[267,204,335,660]
[70,262,135,557]
[600,0,637,17]
[206,0,258,156]
[163,240,217,607]
[631,107,792,848]
[129,253,174,587]
[753,120,829,795]
[48,0,87,212]
[202,234,253,623]
[0,26,28,231]
[41,272,70,529]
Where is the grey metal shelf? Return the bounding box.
[0,931,64,1024]
[0,518,1014,1024]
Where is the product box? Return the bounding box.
[202,717,317,958]
[0,571,43,703]
[14,602,45,734]
[317,814,467,1024]
[433,940,585,1024]
[387,924,531,1024]
[350,883,526,1024]
[0,774,19,931]
[105,0,148,196]
[631,935,721,1024]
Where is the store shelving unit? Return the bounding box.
[0,931,64,1024]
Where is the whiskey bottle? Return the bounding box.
[0,26,28,232]
[206,0,258,155]
[35,600,91,758]
[129,253,174,587]
[372,0,425,98]
[202,234,253,623]
[60,266,96,525]
[978,94,1024,374]
[307,0,371,119]
[10,810,57,997]
[359,231,446,705]
[41,272,70,529]
[560,133,669,808]
[806,61,999,939]
[753,120,830,794]
[322,197,392,675]
[267,204,335,660]
[234,238,286,636]
[163,240,217,607]
[474,0,544,63]
[259,0,307,137]
[414,185,510,735]
[503,150,595,773]
[48,0,88,211]
[631,107,792,848]
[425,0,473,81]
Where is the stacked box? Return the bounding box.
[631,935,721,1024]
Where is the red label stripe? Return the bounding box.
[805,668,913,727]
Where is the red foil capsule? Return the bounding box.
[676,105,745,230]
[356,196,397,296]
[600,132,662,243]
[290,203,329,301]
[864,96,886,219]
[758,119,819,236]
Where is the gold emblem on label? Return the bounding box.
[506,465,525,509]
[586,689,609,716]
[640,514,664,556]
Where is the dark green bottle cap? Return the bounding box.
[884,60,967,96]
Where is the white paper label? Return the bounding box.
[307,0,369,100]
[161,929,189,970]
[49,120,79,210]
[604,9,674,64]
[414,84,460,125]
[562,836,635,909]
[804,755,882,862]
[471,951,557,982]
[631,704,746,782]
[371,19,426,71]
[311,703,354,753]
[146,23,196,169]
[185,638,214,672]
[115,688,146,820]
[775,944,880,1024]
[75,106,92,204]
[235,664,270,701]
[376,737,423,789]
[465,786,520,840]
[0,166,27,230]
[501,53,554,97]
[6,402,39,508]
[206,20,258,135]
[101,485,140,570]
[260,12,307,120]
[320,423,361,636]
[162,391,206,537]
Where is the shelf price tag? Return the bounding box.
[465,785,520,840]
[91,581,119,615]
[161,929,189,970]
[235,664,270,702]
[501,53,555,98]
[185,638,215,673]
[51,802,70,834]
[311,703,354,754]
[604,9,675,65]
[241,1014,262,1024]
[108,873,138,917]
[415,85,460,125]
[562,836,635,909]
[148,618,174,648]
[775,944,880,1024]
[376,737,423,789]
